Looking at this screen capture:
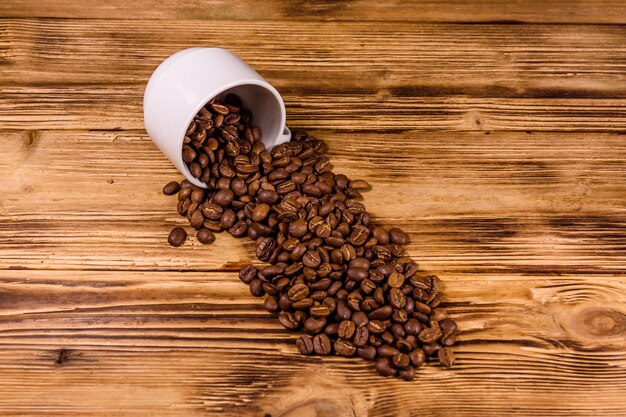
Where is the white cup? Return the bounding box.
[143,47,291,188]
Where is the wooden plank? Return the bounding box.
[1,0,625,24]
[1,130,625,272]
[0,270,624,416]
[2,20,626,131]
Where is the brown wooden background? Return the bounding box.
[1,1,625,416]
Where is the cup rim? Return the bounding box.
[178,79,285,188]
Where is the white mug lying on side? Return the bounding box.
[143,47,291,188]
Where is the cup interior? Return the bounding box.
[216,84,283,147]
[179,83,284,188]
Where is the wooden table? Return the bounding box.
[1,1,625,416]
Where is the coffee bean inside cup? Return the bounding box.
[162,94,458,379]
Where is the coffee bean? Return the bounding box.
[229,221,248,238]
[369,305,392,320]
[296,335,314,355]
[439,318,458,339]
[338,320,356,339]
[418,323,443,344]
[248,278,265,297]
[278,311,300,330]
[256,237,276,262]
[409,349,426,367]
[389,288,406,309]
[182,146,197,163]
[334,339,356,357]
[388,272,405,288]
[168,226,187,247]
[163,181,181,195]
[398,366,415,381]
[302,250,321,268]
[252,203,270,222]
[356,345,377,361]
[288,219,308,237]
[213,189,234,207]
[375,357,396,377]
[304,316,327,334]
[313,334,332,355]
[197,228,215,244]
[389,227,409,245]
[288,283,310,301]
[353,326,369,347]
[377,344,400,358]
[392,352,410,368]
[264,296,280,313]
[309,304,332,318]
[349,179,370,190]
[348,225,369,246]
[404,318,422,336]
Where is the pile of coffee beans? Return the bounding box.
[162,94,458,380]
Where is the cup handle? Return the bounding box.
[280,126,291,143]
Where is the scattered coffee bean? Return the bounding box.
[163,181,181,195]
[197,228,215,244]
[168,226,187,247]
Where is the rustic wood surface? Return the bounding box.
[1,1,625,416]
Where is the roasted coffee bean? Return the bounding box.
[252,203,270,222]
[197,228,215,244]
[353,326,369,347]
[310,304,332,318]
[369,305,393,320]
[352,311,369,327]
[263,296,280,313]
[439,318,458,339]
[213,189,234,207]
[398,366,415,381]
[239,264,257,283]
[229,221,248,238]
[168,227,187,247]
[422,343,441,357]
[409,349,426,367]
[163,181,181,195]
[389,288,406,309]
[256,237,276,261]
[313,334,332,355]
[404,318,422,336]
[338,320,356,339]
[419,323,443,344]
[347,267,368,281]
[389,227,409,245]
[378,344,400,358]
[249,278,265,297]
[296,335,314,355]
[304,316,327,334]
[348,225,370,246]
[288,283,310,301]
[375,357,397,377]
[392,352,410,368]
[302,250,321,268]
[357,345,377,360]
[388,272,405,288]
[292,298,314,310]
[334,339,356,357]
[278,311,300,330]
[289,219,308,237]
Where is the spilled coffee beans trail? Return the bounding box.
[162,94,458,380]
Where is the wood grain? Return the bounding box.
[1,4,625,416]
[1,0,626,24]
[1,130,625,273]
[0,270,624,416]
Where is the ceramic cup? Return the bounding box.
[143,47,291,188]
